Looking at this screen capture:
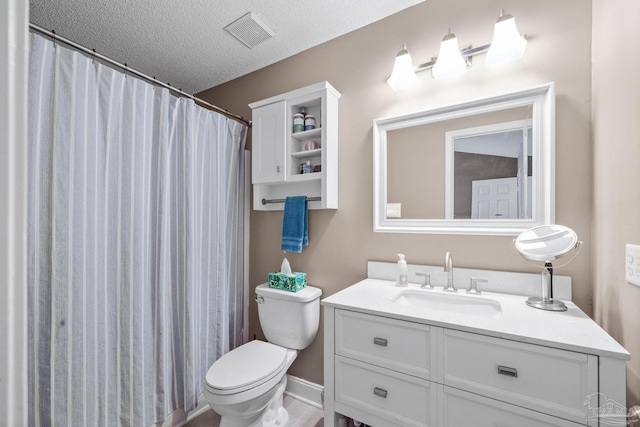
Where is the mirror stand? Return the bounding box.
[525,262,567,311]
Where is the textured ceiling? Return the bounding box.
[30,0,424,94]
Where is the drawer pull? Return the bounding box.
[497,365,518,377]
[373,337,388,346]
[373,387,388,398]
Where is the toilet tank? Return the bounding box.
[255,284,322,350]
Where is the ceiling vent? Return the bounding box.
[224,12,275,49]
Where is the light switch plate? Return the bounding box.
[625,244,640,287]
[386,203,401,218]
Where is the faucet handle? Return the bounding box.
[416,272,433,289]
[467,277,487,295]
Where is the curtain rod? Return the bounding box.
[29,23,252,128]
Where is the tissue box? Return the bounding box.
[268,272,307,292]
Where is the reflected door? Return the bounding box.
[471,177,518,219]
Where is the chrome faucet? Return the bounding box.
[443,251,456,292]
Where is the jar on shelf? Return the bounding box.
[293,113,304,133]
[304,114,316,131]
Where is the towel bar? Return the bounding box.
[262,196,321,205]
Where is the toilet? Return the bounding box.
[204,283,322,427]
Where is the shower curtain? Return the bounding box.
[27,33,247,426]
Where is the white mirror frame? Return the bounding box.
[373,82,555,236]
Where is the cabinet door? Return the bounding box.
[437,385,584,426]
[252,100,286,184]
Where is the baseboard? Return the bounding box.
[284,374,324,409]
[184,393,210,424]
[170,376,323,426]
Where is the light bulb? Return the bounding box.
[486,12,527,66]
[387,44,420,91]
[432,32,467,79]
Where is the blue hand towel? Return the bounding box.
[281,196,308,253]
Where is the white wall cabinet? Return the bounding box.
[324,308,616,427]
[251,100,286,184]
[249,81,340,210]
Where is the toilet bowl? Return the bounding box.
[204,284,322,426]
[205,340,297,426]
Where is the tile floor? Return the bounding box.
[185,395,324,427]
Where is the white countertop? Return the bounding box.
[322,278,630,360]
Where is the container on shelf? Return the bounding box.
[293,113,304,133]
[304,114,316,130]
[303,140,319,151]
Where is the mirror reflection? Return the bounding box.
[373,83,555,235]
[387,107,533,220]
[448,117,532,220]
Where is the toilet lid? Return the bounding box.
[205,340,287,392]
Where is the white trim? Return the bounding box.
[161,392,211,427]
[183,393,212,425]
[0,0,30,424]
[373,82,555,236]
[284,374,324,409]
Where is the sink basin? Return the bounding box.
[392,289,502,318]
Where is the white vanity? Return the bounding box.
[322,263,630,427]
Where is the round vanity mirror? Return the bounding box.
[515,225,581,312]
[515,225,578,262]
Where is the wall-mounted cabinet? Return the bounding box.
[249,81,340,211]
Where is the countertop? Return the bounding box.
[322,278,630,360]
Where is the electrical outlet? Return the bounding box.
[625,244,640,288]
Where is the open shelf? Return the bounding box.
[291,148,322,159]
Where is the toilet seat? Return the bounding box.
[205,340,287,395]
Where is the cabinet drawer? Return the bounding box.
[437,384,584,426]
[335,355,435,427]
[441,329,597,425]
[336,310,433,379]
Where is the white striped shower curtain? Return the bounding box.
[27,33,247,426]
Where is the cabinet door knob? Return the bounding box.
[497,365,518,377]
[373,387,388,398]
[276,165,280,173]
[373,337,388,346]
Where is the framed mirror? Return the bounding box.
[373,83,555,235]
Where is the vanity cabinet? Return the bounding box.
[249,81,340,211]
[324,308,611,427]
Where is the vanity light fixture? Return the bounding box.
[486,10,528,66]
[387,10,527,90]
[387,43,421,91]
[432,30,468,79]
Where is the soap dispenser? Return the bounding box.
[396,254,408,287]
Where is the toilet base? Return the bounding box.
[256,377,289,427]
[218,375,289,427]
